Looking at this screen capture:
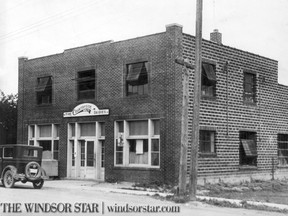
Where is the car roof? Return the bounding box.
[0,144,43,149]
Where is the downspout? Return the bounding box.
[225,61,229,137]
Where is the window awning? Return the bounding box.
[202,63,217,82]
[127,63,143,82]
[36,77,51,92]
[241,139,257,156]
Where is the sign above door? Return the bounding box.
[63,103,109,118]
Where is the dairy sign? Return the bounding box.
[63,103,109,118]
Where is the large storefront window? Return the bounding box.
[28,124,59,160]
[115,119,160,167]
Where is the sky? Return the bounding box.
[0,0,288,94]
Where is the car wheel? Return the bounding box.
[25,162,41,181]
[3,170,15,188]
[33,179,44,189]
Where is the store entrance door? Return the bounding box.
[79,140,96,179]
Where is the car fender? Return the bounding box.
[40,167,48,180]
[1,165,17,179]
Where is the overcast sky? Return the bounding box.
[1,0,288,94]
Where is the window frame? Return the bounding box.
[199,130,216,155]
[114,119,160,168]
[201,61,217,99]
[243,70,257,104]
[28,124,60,160]
[277,134,288,167]
[125,61,150,97]
[239,131,257,167]
[36,76,53,105]
[77,69,96,100]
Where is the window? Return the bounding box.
[77,70,95,100]
[278,134,288,166]
[36,76,52,105]
[115,121,124,165]
[30,124,60,160]
[3,147,13,158]
[243,71,256,103]
[23,149,38,157]
[80,123,96,137]
[199,130,216,154]
[101,141,105,168]
[239,131,257,166]
[115,119,160,167]
[126,62,148,96]
[201,62,216,97]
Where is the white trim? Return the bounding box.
[114,118,160,168]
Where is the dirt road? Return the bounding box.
[0,180,285,216]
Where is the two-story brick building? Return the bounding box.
[17,24,288,184]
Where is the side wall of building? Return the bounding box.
[182,34,288,181]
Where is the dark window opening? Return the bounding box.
[243,72,256,103]
[201,62,216,97]
[278,134,288,166]
[199,130,216,153]
[36,76,52,105]
[126,62,148,96]
[239,131,257,166]
[77,70,95,100]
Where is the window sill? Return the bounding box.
[37,103,53,107]
[113,166,160,171]
[199,153,217,158]
[77,98,96,102]
[125,94,149,99]
[239,165,258,170]
[201,95,216,101]
[243,101,257,106]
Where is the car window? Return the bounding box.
[0,148,2,158]
[3,148,13,158]
[23,149,38,158]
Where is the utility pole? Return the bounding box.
[189,0,203,200]
[176,58,194,197]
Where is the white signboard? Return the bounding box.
[63,103,109,118]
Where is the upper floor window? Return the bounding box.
[77,70,95,100]
[243,71,256,103]
[36,76,52,105]
[126,62,148,96]
[201,62,216,97]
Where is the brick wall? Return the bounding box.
[17,24,288,184]
[17,25,184,184]
[182,33,288,179]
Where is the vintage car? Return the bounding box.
[0,144,47,189]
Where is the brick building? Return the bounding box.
[17,24,288,184]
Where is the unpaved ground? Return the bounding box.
[0,180,285,216]
[199,179,288,205]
